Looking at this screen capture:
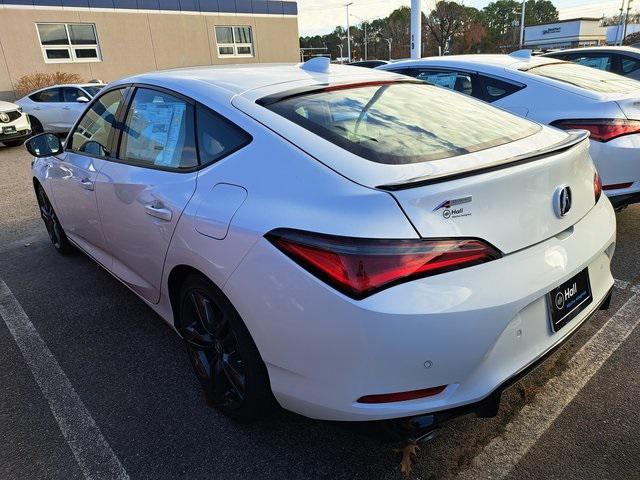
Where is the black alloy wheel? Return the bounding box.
[36,185,73,254]
[179,275,275,422]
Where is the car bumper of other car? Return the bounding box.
[0,113,31,142]
[224,197,616,422]
[589,134,640,207]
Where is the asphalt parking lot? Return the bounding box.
[1,144,639,480]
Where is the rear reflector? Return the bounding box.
[266,229,502,299]
[357,385,447,404]
[551,118,640,142]
[603,182,633,191]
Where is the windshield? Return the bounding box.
[264,82,540,164]
[525,62,640,93]
[83,86,104,97]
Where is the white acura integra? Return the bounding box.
[26,60,615,429]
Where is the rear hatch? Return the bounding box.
[237,79,598,254]
[380,131,595,253]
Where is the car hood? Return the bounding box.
[0,100,19,112]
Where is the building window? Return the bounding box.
[214,26,253,58]
[36,23,101,64]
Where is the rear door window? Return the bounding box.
[410,69,478,97]
[30,88,62,102]
[568,53,613,71]
[118,88,197,170]
[263,82,540,165]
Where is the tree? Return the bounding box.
[524,0,558,26]
[426,1,468,52]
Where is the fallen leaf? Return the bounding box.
[394,442,419,479]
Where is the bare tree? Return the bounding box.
[426,1,467,53]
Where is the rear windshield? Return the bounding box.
[263,82,540,164]
[525,62,640,93]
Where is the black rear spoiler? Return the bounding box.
[377,130,590,191]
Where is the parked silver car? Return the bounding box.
[15,83,105,134]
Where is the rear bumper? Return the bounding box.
[225,197,617,422]
[381,285,613,441]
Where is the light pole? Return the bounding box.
[623,0,633,43]
[385,38,392,60]
[411,0,421,59]
[351,13,368,60]
[337,44,344,62]
[519,0,526,48]
[345,2,353,63]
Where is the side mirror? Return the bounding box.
[76,96,90,103]
[25,133,63,157]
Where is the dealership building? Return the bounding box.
[0,0,299,99]
[523,18,605,50]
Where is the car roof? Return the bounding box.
[110,63,405,103]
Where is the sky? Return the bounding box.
[297,0,628,37]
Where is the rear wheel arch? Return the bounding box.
[168,265,205,332]
[168,265,277,420]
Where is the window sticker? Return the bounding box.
[125,98,186,167]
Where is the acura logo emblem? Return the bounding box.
[0,112,9,123]
[553,185,572,218]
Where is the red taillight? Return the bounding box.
[357,385,447,404]
[266,229,502,299]
[551,119,640,142]
[594,171,603,203]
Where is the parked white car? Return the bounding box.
[16,83,104,134]
[541,46,640,81]
[379,52,640,209]
[26,61,615,431]
[0,100,31,147]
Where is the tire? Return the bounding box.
[3,139,25,147]
[178,274,276,422]
[29,116,44,135]
[36,185,74,254]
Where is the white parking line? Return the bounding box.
[457,283,640,480]
[0,279,129,480]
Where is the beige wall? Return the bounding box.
[0,7,299,99]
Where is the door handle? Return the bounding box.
[144,204,172,221]
[63,106,71,110]
[79,178,94,191]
